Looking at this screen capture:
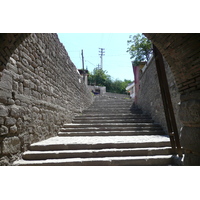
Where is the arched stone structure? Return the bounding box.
[0,34,30,71]
[144,33,200,165]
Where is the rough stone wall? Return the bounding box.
[137,56,183,134]
[0,33,93,165]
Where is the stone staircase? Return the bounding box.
[13,94,177,166]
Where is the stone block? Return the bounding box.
[7,98,15,105]
[10,125,18,134]
[0,117,4,125]
[0,105,8,117]
[0,71,12,91]
[20,51,32,63]
[6,63,18,74]
[18,75,24,83]
[9,57,17,66]
[10,105,21,118]
[24,87,31,96]
[23,79,30,87]
[18,82,23,94]
[31,60,38,68]
[13,81,18,91]
[5,117,17,126]
[0,125,8,136]
[12,54,19,61]
[22,58,29,67]
[2,136,21,154]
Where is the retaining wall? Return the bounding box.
[137,56,183,134]
[0,33,93,165]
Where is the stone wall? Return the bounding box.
[137,56,183,134]
[0,33,93,165]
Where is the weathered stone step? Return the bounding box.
[22,147,172,160]
[58,130,165,137]
[72,119,154,123]
[88,107,134,110]
[27,136,171,151]
[84,107,139,110]
[82,112,143,115]
[94,99,133,102]
[60,126,163,132]
[82,111,143,115]
[63,123,161,128]
[78,113,146,117]
[74,115,151,120]
[89,103,134,107]
[91,100,133,104]
[14,155,173,166]
[90,104,134,107]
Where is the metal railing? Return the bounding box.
[153,45,182,157]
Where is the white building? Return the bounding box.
[126,82,135,99]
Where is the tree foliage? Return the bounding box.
[88,68,132,94]
[127,33,152,66]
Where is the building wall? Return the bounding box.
[0,33,93,165]
[137,56,183,134]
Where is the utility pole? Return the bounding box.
[99,48,105,69]
[81,49,85,82]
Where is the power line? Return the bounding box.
[85,60,96,67]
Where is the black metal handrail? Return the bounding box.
[153,45,182,157]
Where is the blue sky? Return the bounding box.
[57,33,137,81]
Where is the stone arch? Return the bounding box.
[144,33,200,165]
[0,34,30,71]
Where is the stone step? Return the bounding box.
[13,155,173,166]
[88,107,134,110]
[83,108,141,111]
[21,147,172,160]
[75,115,151,120]
[94,99,133,102]
[63,123,161,128]
[82,111,143,115]
[58,130,165,137]
[89,104,134,107]
[72,119,154,123]
[27,135,171,151]
[78,113,146,117]
[60,126,163,132]
[94,99,133,101]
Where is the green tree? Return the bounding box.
[88,69,132,94]
[127,33,152,66]
[88,68,111,86]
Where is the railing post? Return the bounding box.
[153,45,182,157]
